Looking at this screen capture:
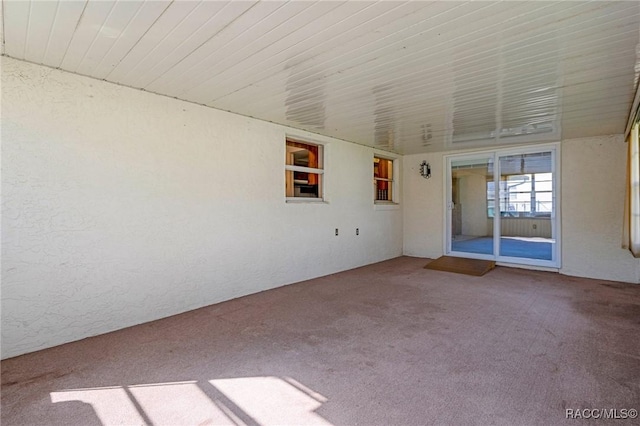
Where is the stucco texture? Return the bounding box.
[561,135,640,283]
[1,58,403,359]
[403,138,640,283]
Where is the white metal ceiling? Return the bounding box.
[3,1,640,154]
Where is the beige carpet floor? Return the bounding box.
[2,256,639,425]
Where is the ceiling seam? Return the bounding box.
[117,0,229,86]
[176,0,336,98]
[223,2,627,109]
[280,73,631,136]
[199,0,395,103]
[107,0,202,83]
[237,10,638,117]
[74,0,118,73]
[145,2,318,95]
[1,0,5,55]
[22,0,32,59]
[89,0,147,76]
[286,85,628,135]
[57,0,88,68]
[206,1,477,104]
[141,0,265,90]
[42,0,61,64]
[210,8,548,107]
[102,0,176,81]
[144,0,291,92]
[278,46,634,126]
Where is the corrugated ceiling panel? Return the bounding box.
[104,0,203,83]
[185,1,424,104]
[22,0,58,64]
[143,1,278,93]
[59,0,116,71]
[210,2,560,118]
[114,1,256,88]
[73,0,146,76]
[85,0,171,79]
[42,1,87,67]
[178,0,349,104]
[3,0,31,59]
[2,0,639,154]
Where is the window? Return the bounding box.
[285,139,323,200]
[374,157,394,202]
[487,173,553,217]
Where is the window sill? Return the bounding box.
[286,198,328,204]
[374,202,400,211]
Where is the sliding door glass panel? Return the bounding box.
[497,152,554,261]
[450,157,494,256]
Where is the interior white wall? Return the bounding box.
[1,57,403,359]
[459,172,488,236]
[561,135,640,283]
[403,137,640,283]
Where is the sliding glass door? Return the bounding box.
[448,155,495,258]
[446,145,559,267]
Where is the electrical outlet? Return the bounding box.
[335,228,339,236]
[356,228,359,235]
[532,224,537,230]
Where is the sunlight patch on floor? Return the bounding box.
[50,376,332,426]
[50,386,145,425]
[211,376,331,426]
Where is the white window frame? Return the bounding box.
[285,138,325,202]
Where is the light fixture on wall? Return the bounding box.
[420,161,431,179]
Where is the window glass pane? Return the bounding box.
[535,180,553,191]
[486,181,495,200]
[506,176,532,192]
[374,157,393,180]
[496,152,553,217]
[452,156,494,255]
[511,202,531,213]
[535,192,553,213]
[375,179,392,201]
[286,170,322,198]
[374,157,393,202]
[497,152,554,260]
[535,172,552,181]
[536,192,553,202]
[286,140,322,169]
[509,192,531,203]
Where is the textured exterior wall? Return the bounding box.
[1,57,403,359]
[403,152,446,260]
[403,138,640,283]
[561,135,640,283]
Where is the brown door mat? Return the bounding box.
[424,256,496,276]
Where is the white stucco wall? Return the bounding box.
[403,137,640,283]
[1,57,403,359]
[403,152,447,260]
[561,135,640,283]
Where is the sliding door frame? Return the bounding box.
[444,143,561,269]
